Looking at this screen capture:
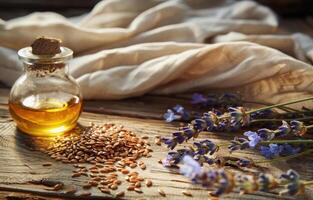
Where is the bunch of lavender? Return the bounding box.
[163,96,313,150]
[180,155,311,197]
[229,120,313,159]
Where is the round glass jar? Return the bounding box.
[9,46,82,136]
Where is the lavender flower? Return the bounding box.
[193,140,218,155]
[228,137,250,152]
[228,107,250,126]
[260,143,300,159]
[244,131,262,147]
[163,109,180,122]
[191,93,208,105]
[290,120,307,136]
[191,93,241,107]
[257,173,277,192]
[162,149,194,167]
[257,128,275,141]
[277,120,291,137]
[180,155,202,179]
[260,144,282,159]
[280,170,304,196]
[163,105,190,122]
[236,158,253,167]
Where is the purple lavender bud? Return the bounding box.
[228,137,250,152]
[280,169,303,196]
[180,155,202,179]
[279,144,301,156]
[191,93,208,105]
[290,120,307,136]
[259,144,283,159]
[257,128,275,141]
[162,137,178,150]
[244,131,262,148]
[277,121,291,137]
[163,109,180,122]
[258,173,271,192]
[172,131,186,144]
[237,158,252,167]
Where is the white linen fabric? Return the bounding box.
[0,0,313,107]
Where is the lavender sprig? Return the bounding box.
[162,139,218,166]
[163,105,191,122]
[180,155,307,197]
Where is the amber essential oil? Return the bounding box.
[9,92,82,137]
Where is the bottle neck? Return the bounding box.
[24,62,68,77]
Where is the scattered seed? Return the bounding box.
[72,173,81,178]
[135,182,141,188]
[127,185,135,191]
[42,163,52,167]
[140,164,146,170]
[154,138,161,145]
[145,179,152,187]
[100,188,111,194]
[53,183,63,191]
[158,188,166,197]
[110,184,118,190]
[134,188,143,193]
[116,191,125,198]
[182,190,192,197]
[88,181,98,186]
[121,169,129,174]
[130,163,137,168]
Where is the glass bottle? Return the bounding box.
[8,41,82,137]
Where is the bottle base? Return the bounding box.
[15,122,77,137]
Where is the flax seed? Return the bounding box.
[42,163,52,167]
[182,190,192,197]
[110,184,118,190]
[130,163,137,168]
[53,183,63,191]
[121,169,129,174]
[135,182,141,188]
[140,164,146,170]
[100,188,111,194]
[88,181,98,186]
[145,179,152,187]
[127,185,135,191]
[72,173,81,178]
[116,191,125,198]
[134,188,143,193]
[158,188,166,197]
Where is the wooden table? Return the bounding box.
[0,9,313,199]
[0,86,313,200]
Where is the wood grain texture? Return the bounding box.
[0,97,313,200]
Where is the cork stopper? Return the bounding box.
[31,37,61,55]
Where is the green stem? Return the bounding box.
[306,124,313,129]
[260,139,313,145]
[243,100,301,113]
[247,97,313,114]
[255,149,313,164]
[250,116,313,123]
[303,180,313,185]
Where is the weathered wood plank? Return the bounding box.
[0,105,312,200]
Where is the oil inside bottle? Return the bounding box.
[9,92,82,137]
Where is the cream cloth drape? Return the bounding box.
[0,0,313,107]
